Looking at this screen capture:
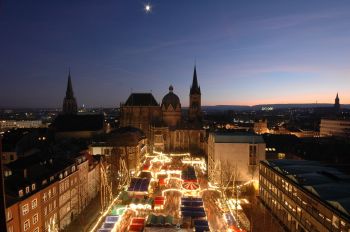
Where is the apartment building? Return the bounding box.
[4,150,100,232]
[259,159,350,232]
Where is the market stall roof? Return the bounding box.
[194,219,210,232]
[182,182,199,190]
[128,178,151,192]
[146,214,174,226]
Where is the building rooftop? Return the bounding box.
[4,153,76,206]
[212,132,265,143]
[51,113,104,132]
[124,93,159,107]
[106,126,146,146]
[262,159,350,218]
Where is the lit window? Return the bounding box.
[43,193,47,202]
[32,184,36,191]
[33,213,38,224]
[22,204,29,215]
[32,199,37,209]
[19,190,24,197]
[52,187,56,195]
[48,190,51,198]
[24,219,30,231]
[44,207,47,216]
[25,186,30,194]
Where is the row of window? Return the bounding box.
[44,200,57,216]
[24,213,39,231]
[22,198,38,215]
[58,166,76,180]
[43,186,57,202]
[19,184,36,197]
[260,171,350,231]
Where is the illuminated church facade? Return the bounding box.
[120,66,206,154]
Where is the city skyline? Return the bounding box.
[1,1,350,107]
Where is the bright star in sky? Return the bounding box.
[144,3,152,13]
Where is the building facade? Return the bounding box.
[40,180,59,232]
[208,132,266,184]
[259,160,350,232]
[6,202,20,232]
[58,164,78,230]
[320,119,350,137]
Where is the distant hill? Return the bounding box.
[202,104,350,112]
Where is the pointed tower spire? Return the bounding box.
[189,65,202,121]
[190,66,201,95]
[62,70,78,114]
[66,71,74,99]
[334,92,340,114]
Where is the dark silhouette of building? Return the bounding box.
[334,92,340,113]
[62,71,78,115]
[189,66,202,121]
[51,73,105,139]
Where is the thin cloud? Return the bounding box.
[252,10,347,30]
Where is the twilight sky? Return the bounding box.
[1,0,350,108]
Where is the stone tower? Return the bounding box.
[189,66,201,121]
[62,71,78,114]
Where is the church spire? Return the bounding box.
[189,65,202,121]
[62,70,78,115]
[190,66,201,95]
[334,92,340,113]
[66,70,74,99]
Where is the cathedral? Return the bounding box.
[120,66,206,154]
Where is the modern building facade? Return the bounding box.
[259,160,350,232]
[320,119,350,138]
[208,132,266,184]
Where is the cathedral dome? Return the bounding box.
[161,85,181,110]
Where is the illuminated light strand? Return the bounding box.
[88,191,123,232]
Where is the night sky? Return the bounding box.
[1,1,350,108]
